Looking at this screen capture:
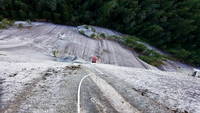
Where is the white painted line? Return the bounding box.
[83,66,140,113]
[77,74,90,113]
[89,73,141,113]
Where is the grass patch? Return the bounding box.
[2,19,14,26]
[0,18,15,29]
[79,30,85,35]
[52,50,59,57]
[18,23,24,28]
[90,33,96,38]
[91,27,96,32]
[83,25,96,32]
[168,49,191,60]
[83,25,89,29]
[134,43,147,53]
[102,49,110,53]
[139,55,164,67]
[26,19,32,24]
[0,23,6,29]
[108,35,120,39]
[77,25,167,66]
[110,35,167,67]
[99,33,106,38]
[78,26,167,66]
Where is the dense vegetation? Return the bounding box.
[0,0,200,66]
[78,25,167,66]
[0,19,14,29]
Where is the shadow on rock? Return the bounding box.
[0,78,4,110]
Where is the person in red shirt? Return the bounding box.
[91,56,98,63]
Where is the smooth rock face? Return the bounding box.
[77,25,97,38]
[0,22,199,113]
[0,22,150,68]
[0,22,193,73]
[0,62,200,113]
[95,64,200,113]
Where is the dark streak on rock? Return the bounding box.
[0,78,4,110]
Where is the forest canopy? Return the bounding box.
[0,0,200,66]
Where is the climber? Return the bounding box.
[91,56,98,63]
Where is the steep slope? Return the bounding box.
[0,22,194,73]
[0,22,199,113]
[0,62,200,113]
[94,64,200,113]
[0,22,155,69]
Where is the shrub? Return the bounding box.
[26,20,32,24]
[52,50,59,57]
[90,33,96,38]
[79,30,85,35]
[91,27,96,32]
[121,35,167,66]
[84,25,96,32]
[143,50,163,58]
[108,35,122,42]
[18,23,24,28]
[108,35,116,39]
[2,19,14,26]
[189,51,200,66]
[83,25,89,29]
[2,19,10,25]
[124,35,140,41]
[139,55,164,67]
[0,15,3,21]
[134,43,148,53]
[0,23,6,29]
[127,43,134,48]
[0,19,15,29]
[168,49,191,60]
[122,36,139,46]
[99,33,106,38]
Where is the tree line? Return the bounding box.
[0,0,199,66]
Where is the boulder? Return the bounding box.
[77,25,98,38]
[192,68,200,78]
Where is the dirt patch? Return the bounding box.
[65,65,81,70]
[9,73,18,77]
[0,54,6,56]
[42,68,59,80]
[131,88,149,96]
[102,49,110,53]
[0,78,4,110]
[0,78,41,113]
